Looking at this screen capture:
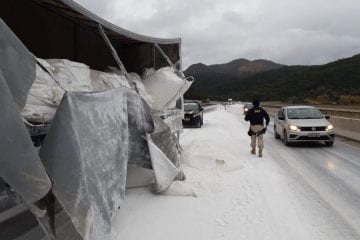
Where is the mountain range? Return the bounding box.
[186,58,284,77]
[184,54,360,104]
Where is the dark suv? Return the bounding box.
[183,102,204,128]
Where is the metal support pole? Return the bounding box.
[154,44,185,78]
[174,60,181,68]
[97,24,131,82]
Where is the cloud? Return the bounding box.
[73,0,360,68]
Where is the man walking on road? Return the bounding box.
[244,99,270,157]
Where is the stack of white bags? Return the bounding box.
[22,58,192,123]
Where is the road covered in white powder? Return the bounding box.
[112,104,360,240]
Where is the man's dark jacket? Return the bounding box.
[245,107,270,126]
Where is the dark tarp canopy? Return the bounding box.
[0,0,182,74]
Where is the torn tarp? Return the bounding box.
[39,89,129,240]
[150,115,181,168]
[126,89,153,169]
[38,87,182,240]
[147,134,179,193]
[0,18,36,110]
[148,115,183,193]
[0,19,51,204]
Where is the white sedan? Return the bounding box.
[274,106,335,146]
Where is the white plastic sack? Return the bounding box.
[22,59,192,123]
[22,59,65,123]
[142,67,192,111]
[91,69,130,91]
[46,59,92,92]
[22,59,135,122]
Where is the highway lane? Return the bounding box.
[236,104,360,238]
[114,103,360,240]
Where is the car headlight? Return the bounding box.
[326,124,334,131]
[289,125,299,131]
[244,108,248,112]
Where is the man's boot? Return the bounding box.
[251,148,256,155]
[258,149,263,158]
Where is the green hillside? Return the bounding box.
[185,54,360,104]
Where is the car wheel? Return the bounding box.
[196,120,201,128]
[284,130,290,146]
[201,117,203,125]
[325,141,334,146]
[274,126,280,139]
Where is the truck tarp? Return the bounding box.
[0,18,51,204]
[1,18,182,240]
[39,89,130,240]
[39,88,180,240]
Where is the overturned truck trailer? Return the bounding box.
[0,1,192,239]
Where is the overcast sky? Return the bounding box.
[73,0,360,68]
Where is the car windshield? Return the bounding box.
[287,108,323,119]
[244,104,253,109]
[184,103,199,111]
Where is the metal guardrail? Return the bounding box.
[262,104,360,119]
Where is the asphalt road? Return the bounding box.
[239,107,360,238]
[115,104,360,240]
